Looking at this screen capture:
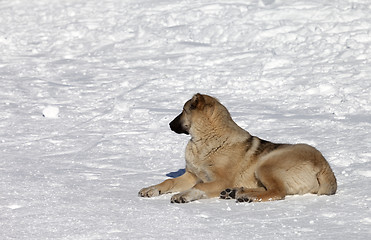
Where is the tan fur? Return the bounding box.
[139,94,337,203]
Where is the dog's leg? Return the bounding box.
[170,188,207,203]
[138,171,198,198]
[234,165,286,202]
[220,187,266,200]
[170,181,227,203]
[234,187,285,202]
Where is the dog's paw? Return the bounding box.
[236,196,254,203]
[220,188,237,199]
[170,189,206,204]
[235,191,257,203]
[220,188,255,203]
[170,193,190,204]
[220,188,236,199]
[138,186,161,198]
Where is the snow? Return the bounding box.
[0,0,370,239]
[42,105,60,118]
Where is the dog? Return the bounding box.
[138,93,337,203]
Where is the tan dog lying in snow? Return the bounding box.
[139,94,337,203]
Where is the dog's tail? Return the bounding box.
[316,154,337,195]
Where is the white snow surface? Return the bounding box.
[1,0,371,239]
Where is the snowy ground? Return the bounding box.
[1,0,370,239]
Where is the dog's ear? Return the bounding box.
[190,93,205,110]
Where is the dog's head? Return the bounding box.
[169,93,225,136]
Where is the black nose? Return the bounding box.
[169,113,189,135]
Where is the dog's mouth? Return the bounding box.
[170,125,189,135]
[169,113,189,135]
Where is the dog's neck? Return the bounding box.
[190,119,250,147]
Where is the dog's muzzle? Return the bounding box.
[169,113,189,135]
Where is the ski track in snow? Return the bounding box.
[0,0,370,239]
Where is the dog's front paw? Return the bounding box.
[220,187,255,202]
[170,193,189,203]
[138,186,161,198]
[170,189,206,204]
